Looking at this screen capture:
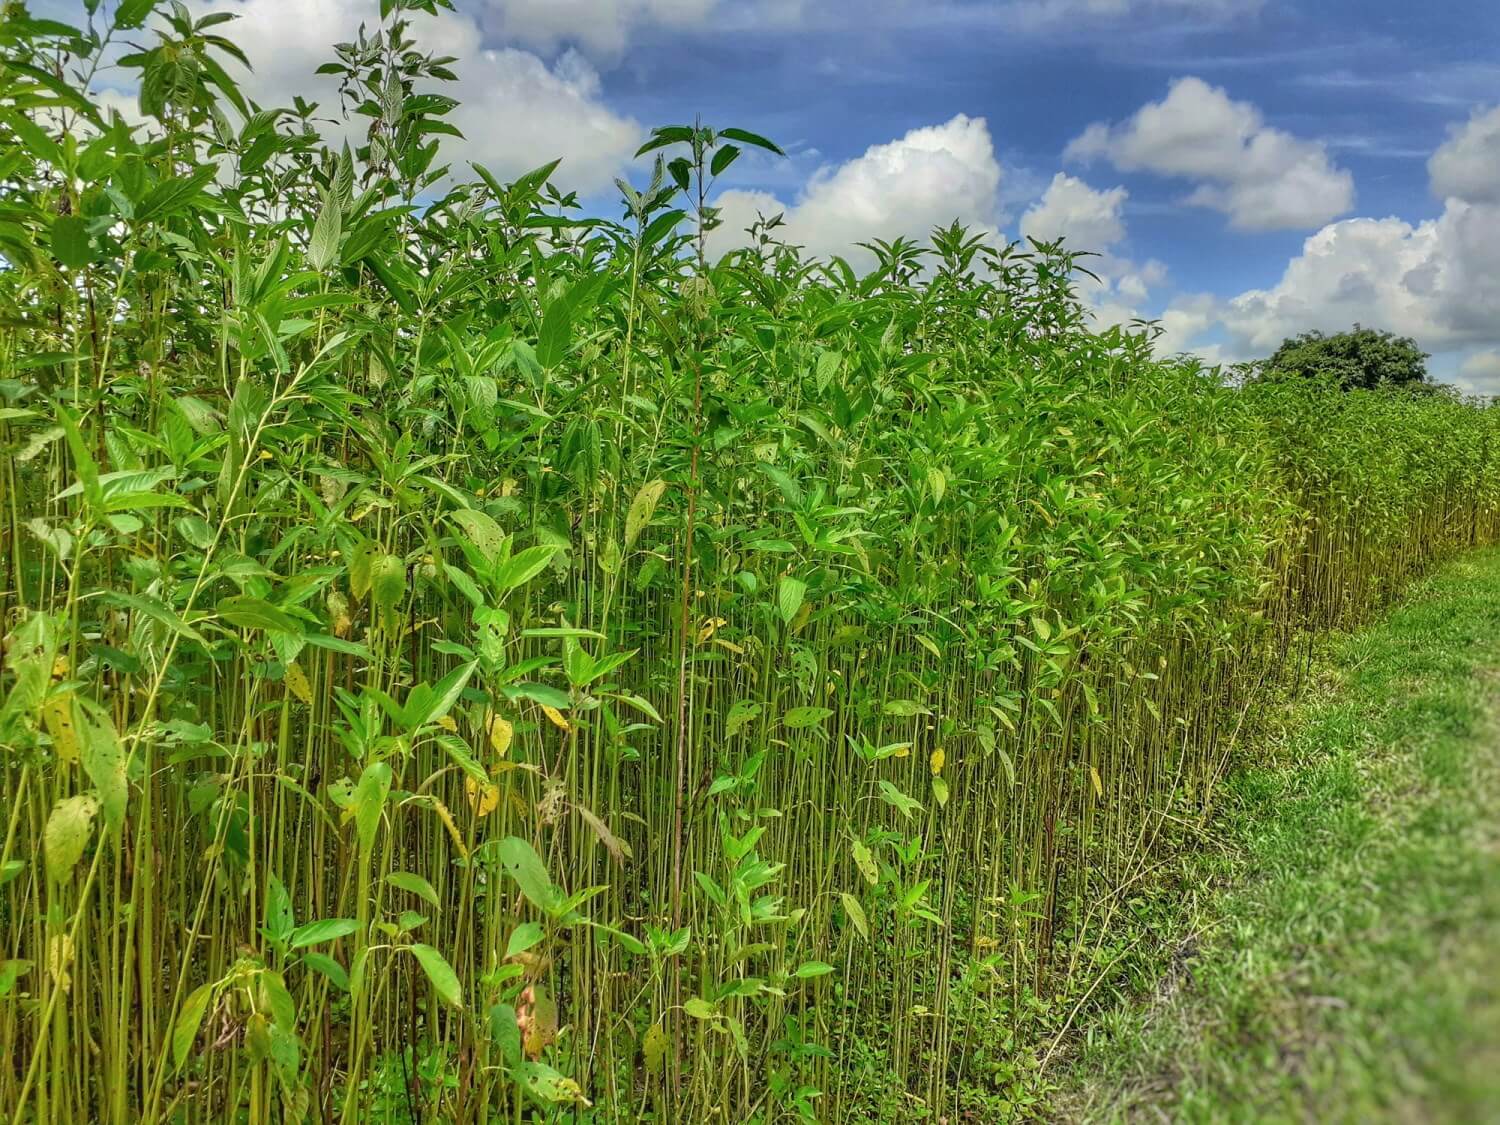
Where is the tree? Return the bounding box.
[1261,326,1429,390]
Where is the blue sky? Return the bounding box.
[68,0,1500,389]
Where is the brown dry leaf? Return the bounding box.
[537,781,566,826]
[523,987,559,1058]
[573,801,632,865]
[48,933,74,993]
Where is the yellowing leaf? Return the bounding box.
[436,715,458,732]
[929,748,945,775]
[695,617,726,644]
[42,694,79,764]
[840,892,869,941]
[624,479,668,550]
[851,838,878,886]
[465,776,499,817]
[284,661,314,706]
[926,466,946,503]
[641,1022,669,1072]
[540,705,572,734]
[44,794,99,881]
[1089,765,1104,799]
[429,800,469,858]
[488,714,514,758]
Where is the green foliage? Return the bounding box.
[0,4,1498,1122]
[1260,325,1430,390]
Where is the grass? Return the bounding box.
[1055,548,1500,1123]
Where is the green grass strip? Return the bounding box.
[1057,548,1500,1124]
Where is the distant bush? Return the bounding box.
[1258,325,1430,390]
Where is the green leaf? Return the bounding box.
[50,216,93,270]
[877,780,923,820]
[265,874,294,943]
[535,277,605,370]
[409,943,463,1008]
[782,706,832,729]
[683,997,717,1019]
[44,794,98,881]
[778,576,806,625]
[725,700,762,738]
[386,872,441,909]
[172,983,214,1071]
[717,127,786,155]
[353,762,392,860]
[300,952,348,991]
[417,662,476,729]
[496,836,560,913]
[882,699,930,717]
[505,921,544,959]
[371,554,406,610]
[55,405,101,514]
[100,591,205,644]
[709,143,741,177]
[307,189,341,271]
[136,165,217,223]
[490,1002,523,1066]
[289,918,359,948]
[217,595,302,634]
[115,0,157,29]
[793,960,834,979]
[493,545,557,594]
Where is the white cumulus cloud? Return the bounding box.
[1065,76,1354,230]
[1020,172,1127,249]
[188,0,643,193]
[1208,199,1500,356]
[710,114,1003,265]
[1429,105,1500,204]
